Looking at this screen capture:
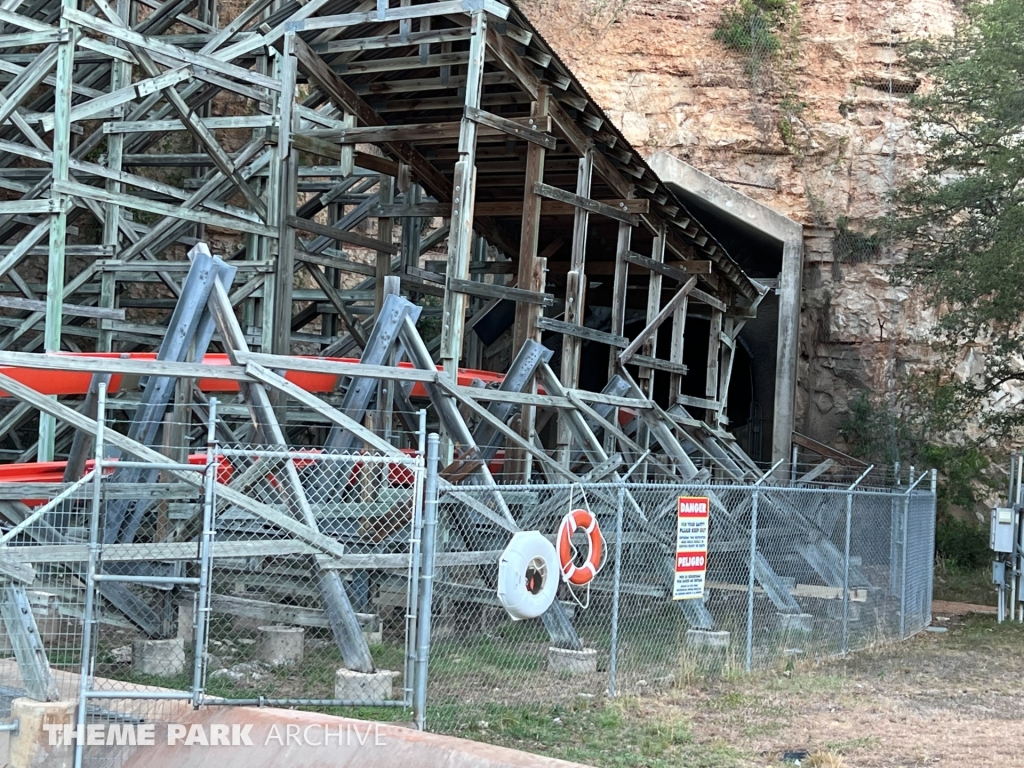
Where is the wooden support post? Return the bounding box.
[97,0,131,355]
[668,291,689,406]
[439,10,487,381]
[717,318,744,425]
[508,86,548,481]
[400,182,421,274]
[271,31,299,358]
[640,223,668,398]
[607,214,634,382]
[374,174,394,317]
[39,0,75,461]
[557,149,593,464]
[705,308,723,426]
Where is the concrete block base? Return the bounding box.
[9,698,75,768]
[685,629,730,650]
[256,625,304,667]
[776,613,814,634]
[547,647,598,674]
[133,638,186,677]
[334,669,399,703]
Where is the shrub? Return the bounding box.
[935,516,990,570]
[713,0,791,57]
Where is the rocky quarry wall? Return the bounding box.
[516,0,964,452]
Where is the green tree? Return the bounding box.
[889,0,1024,434]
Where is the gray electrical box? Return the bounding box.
[991,507,1015,553]
[993,560,1006,586]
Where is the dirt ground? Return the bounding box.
[649,602,1023,767]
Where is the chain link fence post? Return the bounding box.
[74,382,106,768]
[927,468,938,627]
[900,466,919,640]
[608,479,626,697]
[413,433,439,731]
[840,465,872,655]
[842,489,852,655]
[191,398,217,707]
[745,486,759,672]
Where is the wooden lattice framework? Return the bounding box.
[0,0,767,473]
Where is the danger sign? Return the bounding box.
[673,496,709,600]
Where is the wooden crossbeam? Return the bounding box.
[295,114,551,145]
[287,215,398,255]
[465,106,556,149]
[622,249,712,277]
[536,317,627,348]
[448,277,554,306]
[619,276,697,366]
[373,198,648,218]
[533,182,641,224]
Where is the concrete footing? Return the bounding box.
[256,625,304,667]
[9,698,75,768]
[133,637,186,677]
[685,629,730,649]
[776,613,814,633]
[547,647,597,674]
[334,669,399,703]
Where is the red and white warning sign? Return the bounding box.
[673,496,709,601]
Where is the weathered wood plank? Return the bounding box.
[533,182,641,225]
[448,277,554,306]
[287,215,399,255]
[536,317,627,348]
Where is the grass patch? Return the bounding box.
[430,637,544,676]
[946,613,1024,651]
[933,559,993,605]
[429,698,742,768]
[825,735,880,754]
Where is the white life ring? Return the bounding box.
[497,531,559,620]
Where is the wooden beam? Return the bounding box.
[287,215,399,255]
[440,10,488,379]
[622,249,712,278]
[448,277,553,306]
[373,198,648,218]
[705,308,723,426]
[791,432,869,468]
[537,317,627,348]
[533,182,640,225]
[465,105,556,149]
[292,36,453,201]
[0,295,125,320]
[296,114,552,146]
[618,276,698,367]
[508,87,549,480]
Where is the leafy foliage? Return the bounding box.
[840,386,994,515]
[833,216,881,264]
[935,516,990,570]
[713,0,795,74]
[888,0,1024,433]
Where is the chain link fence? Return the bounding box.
[0,440,936,749]
[425,475,937,727]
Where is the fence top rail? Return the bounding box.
[444,480,935,497]
[216,447,423,465]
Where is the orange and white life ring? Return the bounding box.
[557,508,605,586]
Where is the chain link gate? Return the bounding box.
[193,444,428,711]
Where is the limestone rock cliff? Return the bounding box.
[517,0,961,448]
